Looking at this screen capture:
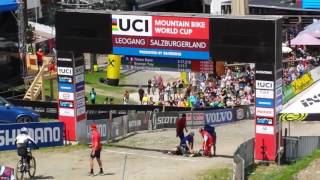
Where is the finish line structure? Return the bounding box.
[55,9,283,161]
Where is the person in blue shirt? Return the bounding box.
[176,132,194,155]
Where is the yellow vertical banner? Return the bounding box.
[180,72,189,85]
[107,54,121,86]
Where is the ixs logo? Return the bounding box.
[256,80,274,90]
[112,15,152,36]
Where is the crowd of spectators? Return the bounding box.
[283,45,320,85]
[133,64,256,108]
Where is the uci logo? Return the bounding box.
[256,80,274,90]
[112,15,152,37]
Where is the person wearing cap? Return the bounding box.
[36,48,44,71]
[177,132,195,155]
[15,127,39,170]
[89,124,103,176]
[199,128,213,157]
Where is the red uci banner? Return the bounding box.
[152,16,209,39]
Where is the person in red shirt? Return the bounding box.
[36,48,44,71]
[176,113,188,143]
[89,124,104,176]
[199,128,214,157]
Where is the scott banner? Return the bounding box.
[0,122,64,151]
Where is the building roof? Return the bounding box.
[0,0,18,12]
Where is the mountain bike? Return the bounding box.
[16,148,36,180]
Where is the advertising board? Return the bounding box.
[256,107,274,117]
[256,80,274,90]
[204,108,234,125]
[256,98,274,108]
[112,15,209,60]
[58,83,74,92]
[256,89,274,99]
[58,92,74,101]
[0,122,64,151]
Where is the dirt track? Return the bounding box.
[1,120,320,180]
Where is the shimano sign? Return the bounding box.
[204,109,234,125]
[0,122,64,151]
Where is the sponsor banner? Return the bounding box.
[276,95,282,106]
[256,125,274,135]
[57,58,72,67]
[279,113,320,121]
[256,80,274,90]
[58,83,74,93]
[127,113,150,132]
[59,100,74,108]
[110,116,125,138]
[75,74,85,84]
[152,16,209,39]
[276,78,282,88]
[76,106,86,116]
[0,122,64,151]
[152,112,180,129]
[59,108,75,117]
[76,98,86,108]
[84,120,110,142]
[58,92,74,101]
[113,36,209,51]
[256,70,273,75]
[186,112,205,126]
[256,117,273,125]
[112,15,153,37]
[75,81,85,92]
[113,47,209,60]
[256,98,274,108]
[291,72,314,94]
[256,89,274,99]
[256,107,274,117]
[235,107,246,121]
[58,76,73,84]
[57,67,73,76]
[74,66,85,76]
[275,87,282,98]
[276,104,283,114]
[204,108,234,126]
[76,90,85,100]
[283,84,295,104]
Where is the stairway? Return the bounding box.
[23,64,56,101]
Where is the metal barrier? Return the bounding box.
[233,138,255,180]
[284,136,320,162]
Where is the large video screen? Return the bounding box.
[0,12,21,84]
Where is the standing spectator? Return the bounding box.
[165,82,171,101]
[199,128,213,157]
[123,90,129,105]
[89,88,97,104]
[172,81,177,100]
[297,61,305,77]
[89,124,104,176]
[48,59,56,75]
[36,48,44,71]
[138,86,144,105]
[176,113,188,143]
[151,78,156,95]
[147,79,152,95]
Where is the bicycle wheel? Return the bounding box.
[16,160,24,180]
[28,156,36,178]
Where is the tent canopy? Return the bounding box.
[291,33,320,45]
[0,0,18,12]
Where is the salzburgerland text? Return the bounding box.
[0,122,64,151]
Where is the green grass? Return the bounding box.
[197,167,232,180]
[249,149,320,180]
[44,79,58,100]
[85,71,130,94]
[43,70,136,104]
